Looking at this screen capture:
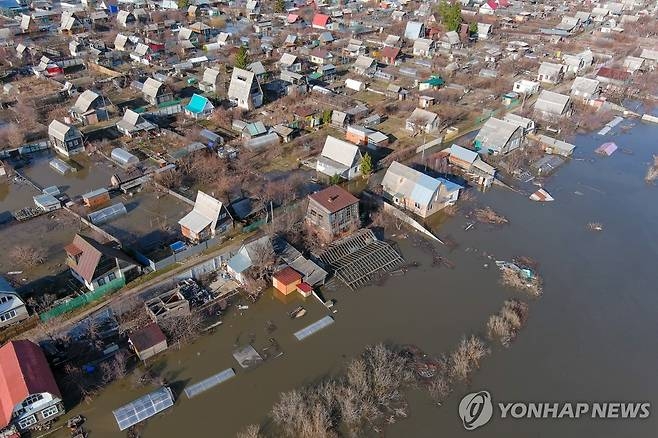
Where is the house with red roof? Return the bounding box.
[311,13,331,30]
[306,185,360,240]
[0,340,64,431]
[380,46,401,66]
[272,266,303,295]
[65,234,138,293]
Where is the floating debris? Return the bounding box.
[587,222,604,232]
[496,261,543,297]
[529,188,554,202]
[595,142,618,156]
[473,207,509,225]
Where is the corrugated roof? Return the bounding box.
[228,67,257,102]
[0,340,61,428]
[273,266,302,285]
[178,191,223,234]
[320,136,361,168]
[66,234,134,283]
[48,119,75,141]
[185,94,212,114]
[74,90,100,113]
[142,78,163,99]
[474,117,521,151]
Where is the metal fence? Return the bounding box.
[39,277,126,321]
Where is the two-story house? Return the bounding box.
[306,185,360,240]
[48,120,84,158]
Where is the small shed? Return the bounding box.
[111,148,139,167]
[272,266,302,295]
[297,282,313,298]
[82,188,110,208]
[33,194,61,211]
[129,323,168,362]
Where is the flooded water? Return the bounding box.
[58,119,658,437]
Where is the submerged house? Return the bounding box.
[473,117,524,155]
[316,136,363,181]
[65,234,138,292]
[178,191,232,243]
[48,120,84,158]
[448,144,496,187]
[0,340,64,431]
[382,161,461,218]
[129,323,168,362]
[0,277,29,329]
[306,185,360,240]
[227,68,263,110]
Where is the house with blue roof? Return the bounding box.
[184,94,214,119]
[381,161,461,218]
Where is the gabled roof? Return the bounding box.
[474,117,522,150]
[74,90,101,113]
[65,234,134,283]
[0,340,61,428]
[185,94,213,114]
[142,78,163,98]
[571,76,600,95]
[353,55,376,70]
[380,46,400,60]
[639,48,658,61]
[114,33,128,50]
[202,67,220,84]
[449,144,478,164]
[535,90,571,114]
[312,13,331,28]
[129,323,166,352]
[320,136,361,168]
[538,62,564,75]
[228,67,258,102]
[382,161,459,207]
[178,191,224,234]
[407,108,438,125]
[404,21,424,40]
[279,53,298,66]
[308,185,359,214]
[48,120,78,141]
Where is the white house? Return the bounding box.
[316,136,363,181]
[227,68,263,110]
[406,108,440,133]
[0,277,29,329]
[513,79,540,95]
[382,161,461,218]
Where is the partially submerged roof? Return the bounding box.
[113,386,174,431]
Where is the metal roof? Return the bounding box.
[178,191,223,234]
[320,136,361,168]
[113,386,174,431]
[294,316,334,340]
[535,90,571,115]
[142,78,163,99]
[185,94,212,114]
[74,90,100,113]
[48,120,77,141]
[474,117,521,152]
[184,368,235,399]
[450,144,478,164]
[228,67,257,103]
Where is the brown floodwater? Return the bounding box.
[56,119,658,437]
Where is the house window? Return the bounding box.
[18,415,37,430]
[40,405,59,420]
[0,310,17,322]
[414,202,420,209]
[0,295,12,304]
[108,272,116,281]
[97,278,106,286]
[22,394,43,408]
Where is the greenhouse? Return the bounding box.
[111,148,139,167]
[49,158,75,174]
[184,368,236,399]
[113,386,175,431]
[88,202,127,225]
[294,316,334,341]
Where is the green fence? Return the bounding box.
[242,218,266,233]
[39,277,126,322]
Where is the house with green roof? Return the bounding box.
[184,94,214,119]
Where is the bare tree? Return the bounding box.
[10,245,47,267]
